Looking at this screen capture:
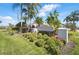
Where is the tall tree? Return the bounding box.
[26,3,41,27]
[22,16,28,24]
[13,3,24,33]
[64,10,79,31]
[13,3,41,32]
[35,17,43,25]
[47,10,61,32]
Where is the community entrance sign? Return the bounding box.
[58,28,68,43]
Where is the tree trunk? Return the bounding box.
[25,19,26,24]
[20,3,22,33]
[73,21,76,31]
[30,18,31,32]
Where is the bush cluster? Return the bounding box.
[23,32,64,55]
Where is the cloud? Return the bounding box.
[38,4,60,17]
[38,12,46,17]
[40,4,60,12]
[0,16,18,26]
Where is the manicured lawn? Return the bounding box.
[0,29,79,55]
[0,31,47,55]
[0,30,64,55]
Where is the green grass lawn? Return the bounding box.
[0,31,47,55]
[0,29,79,55]
[0,30,63,55]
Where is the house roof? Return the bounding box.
[37,24,53,32]
[16,22,27,27]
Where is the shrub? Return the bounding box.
[24,32,37,42]
[68,31,79,54]
[23,32,64,55]
[35,41,42,47]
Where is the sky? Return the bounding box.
[0,3,79,27]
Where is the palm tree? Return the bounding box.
[35,17,43,25]
[47,10,61,34]
[22,15,28,24]
[47,16,53,27]
[26,3,41,27]
[14,3,40,32]
[13,3,24,33]
[64,10,79,31]
[13,3,41,32]
[47,10,61,29]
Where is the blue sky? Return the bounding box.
[0,3,79,27]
